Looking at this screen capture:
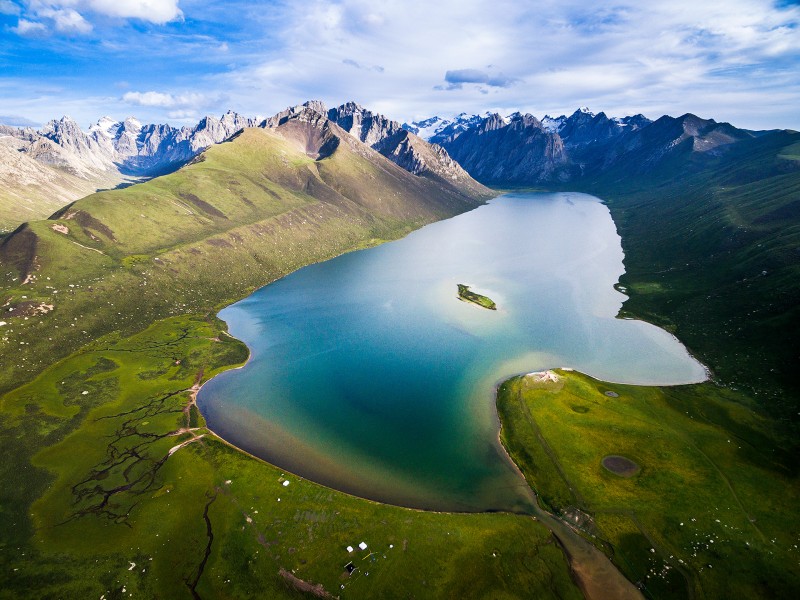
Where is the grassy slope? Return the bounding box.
[578,130,800,426]
[497,370,800,600]
[0,316,579,600]
[0,127,584,598]
[0,126,490,396]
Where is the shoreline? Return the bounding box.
[196,344,645,599]
[492,371,643,600]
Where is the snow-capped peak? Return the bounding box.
[541,115,566,133]
[121,116,142,132]
[403,112,485,142]
[578,106,592,114]
[90,116,121,137]
[403,115,449,139]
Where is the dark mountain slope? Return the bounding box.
[441,113,570,184]
[581,129,800,425]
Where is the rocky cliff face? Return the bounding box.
[438,112,571,184]
[372,130,489,198]
[4,110,257,181]
[327,101,403,147]
[277,101,491,197]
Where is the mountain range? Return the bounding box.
[0,102,484,231]
[404,107,770,185]
[0,111,257,231]
[1,97,799,600]
[3,102,768,232]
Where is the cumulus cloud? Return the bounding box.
[38,7,92,33]
[11,0,182,34]
[80,0,182,24]
[122,90,214,109]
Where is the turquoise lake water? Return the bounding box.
[197,192,707,512]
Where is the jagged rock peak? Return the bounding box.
[479,113,506,132]
[41,116,84,139]
[327,102,402,147]
[89,116,119,137]
[264,101,329,128]
[508,112,543,129]
[301,100,328,115]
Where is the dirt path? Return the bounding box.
[530,512,643,600]
[278,568,336,599]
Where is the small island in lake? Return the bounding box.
[457,284,497,310]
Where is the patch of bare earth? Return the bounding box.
[278,568,336,599]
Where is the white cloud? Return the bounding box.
[219,0,800,130]
[38,7,92,33]
[4,0,800,130]
[0,0,20,15]
[122,90,208,108]
[81,0,182,24]
[20,1,182,28]
[167,109,198,120]
[12,18,47,34]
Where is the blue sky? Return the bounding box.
[1,0,799,130]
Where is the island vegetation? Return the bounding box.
[457,284,497,310]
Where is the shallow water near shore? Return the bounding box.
[198,192,706,512]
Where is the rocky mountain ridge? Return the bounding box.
[0,101,485,230]
[5,110,257,179]
[404,107,771,185]
[2,101,782,231]
[0,111,258,231]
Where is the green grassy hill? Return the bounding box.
[498,370,799,599]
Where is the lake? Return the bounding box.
[197,192,706,512]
